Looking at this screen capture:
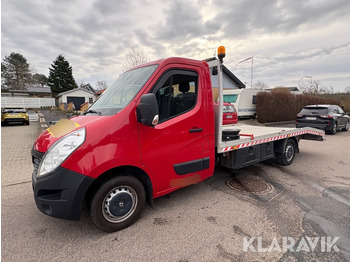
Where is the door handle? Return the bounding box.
[189,128,203,133]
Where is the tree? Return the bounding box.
[32,73,49,87]
[96,80,108,90]
[253,80,269,90]
[299,79,333,94]
[1,52,32,90]
[48,55,78,95]
[122,48,150,72]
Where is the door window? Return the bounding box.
[153,71,198,123]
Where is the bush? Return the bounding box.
[256,91,342,123]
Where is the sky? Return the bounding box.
[1,0,350,92]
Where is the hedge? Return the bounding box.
[256,90,341,123]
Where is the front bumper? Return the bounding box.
[32,149,94,220]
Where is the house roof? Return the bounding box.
[266,87,301,92]
[27,86,52,93]
[55,87,96,98]
[204,57,246,89]
[81,83,95,93]
[94,89,106,95]
[222,65,246,89]
[5,85,52,94]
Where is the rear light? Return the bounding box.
[320,115,332,118]
[296,114,302,117]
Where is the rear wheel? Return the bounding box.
[89,175,146,232]
[329,121,337,134]
[275,139,297,166]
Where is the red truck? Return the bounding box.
[32,47,325,232]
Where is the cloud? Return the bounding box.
[1,0,350,91]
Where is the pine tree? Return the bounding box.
[48,55,78,95]
[1,52,32,90]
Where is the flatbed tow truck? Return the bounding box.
[32,47,325,232]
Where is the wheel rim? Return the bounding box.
[102,186,138,223]
[285,144,294,162]
[333,123,337,133]
[346,121,349,130]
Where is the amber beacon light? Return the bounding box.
[218,46,226,62]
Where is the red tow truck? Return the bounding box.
[32,47,325,232]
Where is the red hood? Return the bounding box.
[34,115,107,153]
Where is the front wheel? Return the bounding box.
[275,139,297,166]
[89,175,146,232]
[342,120,349,131]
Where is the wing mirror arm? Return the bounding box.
[137,93,159,126]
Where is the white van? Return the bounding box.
[223,89,266,118]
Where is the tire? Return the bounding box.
[89,175,146,232]
[329,121,337,135]
[275,139,297,166]
[342,120,349,131]
[26,121,30,125]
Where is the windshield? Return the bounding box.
[88,64,158,115]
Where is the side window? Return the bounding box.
[252,95,257,104]
[154,70,198,123]
[337,106,344,114]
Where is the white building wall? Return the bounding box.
[61,90,95,105]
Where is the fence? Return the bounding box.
[1,97,55,108]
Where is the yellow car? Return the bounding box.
[1,107,30,126]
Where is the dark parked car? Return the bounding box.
[296,104,349,134]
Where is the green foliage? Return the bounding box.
[1,52,32,90]
[48,55,78,95]
[256,90,342,123]
[32,73,49,87]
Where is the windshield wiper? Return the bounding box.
[84,110,102,115]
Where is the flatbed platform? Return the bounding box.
[218,124,325,153]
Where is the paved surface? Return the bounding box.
[1,120,350,261]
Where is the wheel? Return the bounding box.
[26,121,30,125]
[342,120,349,131]
[89,175,146,232]
[275,139,297,166]
[329,121,337,135]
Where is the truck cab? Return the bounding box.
[32,57,216,232]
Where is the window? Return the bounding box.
[338,106,345,114]
[89,64,158,115]
[89,97,93,104]
[332,107,339,114]
[223,94,238,103]
[153,70,198,123]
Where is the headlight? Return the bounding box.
[38,127,86,177]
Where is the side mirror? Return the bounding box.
[137,93,159,126]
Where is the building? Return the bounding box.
[209,64,246,101]
[55,84,97,110]
[1,86,52,98]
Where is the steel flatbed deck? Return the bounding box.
[218,124,325,153]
